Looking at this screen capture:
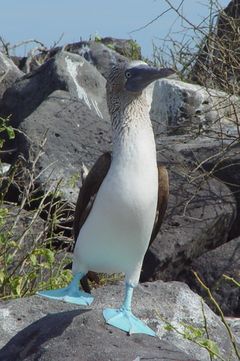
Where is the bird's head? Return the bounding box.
[106,61,175,112]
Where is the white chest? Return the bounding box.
[74,105,158,280]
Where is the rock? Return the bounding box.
[166,137,240,239]
[64,40,128,79]
[0,281,238,361]
[141,146,236,282]
[0,162,11,175]
[1,50,109,130]
[177,236,240,317]
[100,37,141,60]
[11,38,134,80]
[190,0,240,92]
[12,40,129,80]
[0,51,111,202]
[202,144,240,239]
[227,317,240,346]
[18,89,110,203]
[0,52,23,99]
[1,202,45,245]
[151,78,240,137]
[11,56,28,72]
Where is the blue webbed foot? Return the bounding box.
[37,286,93,305]
[37,272,94,306]
[103,307,155,336]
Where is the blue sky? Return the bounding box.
[0,0,229,59]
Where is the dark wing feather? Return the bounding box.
[149,164,169,246]
[73,152,112,245]
[73,152,111,292]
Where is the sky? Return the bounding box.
[0,0,229,60]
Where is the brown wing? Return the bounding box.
[73,152,111,292]
[149,164,169,246]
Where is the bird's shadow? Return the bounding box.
[0,308,90,361]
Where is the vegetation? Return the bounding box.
[157,273,240,360]
[0,119,73,300]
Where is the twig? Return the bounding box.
[194,272,240,360]
[129,6,173,34]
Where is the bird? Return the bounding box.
[37,60,173,336]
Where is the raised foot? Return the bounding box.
[37,285,94,306]
[103,307,155,336]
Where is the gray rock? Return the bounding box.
[18,89,111,202]
[64,40,128,79]
[0,52,23,99]
[1,50,109,129]
[0,51,111,202]
[178,237,240,317]
[151,78,240,137]
[141,146,236,282]
[227,317,240,346]
[189,0,240,91]
[100,37,141,59]
[166,138,240,239]
[1,203,45,255]
[0,281,238,361]
[202,144,240,240]
[10,39,132,80]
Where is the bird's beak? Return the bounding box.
[125,66,175,92]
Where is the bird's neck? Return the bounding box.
[110,93,156,165]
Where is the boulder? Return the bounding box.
[151,78,240,137]
[0,51,111,202]
[190,0,240,92]
[19,89,111,202]
[0,50,109,130]
[141,146,236,282]
[0,52,23,99]
[166,137,240,239]
[0,281,238,361]
[11,40,129,80]
[202,144,240,239]
[100,37,141,60]
[227,318,240,346]
[64,40,128,79]
[178,236,240,317]
[11,38,135,79]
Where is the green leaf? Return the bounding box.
[29,253,37,266]
[6,254,13,264]
[27,271,37,281]
[15,283,22,297]
[10,276,22,297]
[164,324,174,331]
[6,126,15,140]
[0,270,5,284]
[0,233,7,244]
[44,249,55,264]
[200,339,219,357]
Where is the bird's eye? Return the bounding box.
[125,71,131,79]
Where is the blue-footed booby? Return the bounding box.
[37,61,173,336]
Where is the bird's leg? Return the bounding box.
[103,283,155,336]
[37,272,94,306]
